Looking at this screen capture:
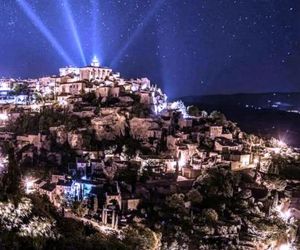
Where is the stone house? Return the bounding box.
[209,126,223,139]
[130,117,160,140]
[56,180,73,195]
[16,134,49,150]
[214,138,243,152]
[38,182,56,203]
[91,113,127,140]
[57,93,72,105]
[58,81,84,95]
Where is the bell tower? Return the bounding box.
[91,56,100,67]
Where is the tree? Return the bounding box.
[202,208,219,223]
[210,111,227,125]
[187,106,199,116]
[5,145,21,200]
[200,137,214,150]
[13,83,30,95]
[82,92,99,106]
[166,193,187,214]
[132,103,150,118]
[117,166,138,188]
[33,92,44,103]
[123,225,159,250]
[186,189,203,205]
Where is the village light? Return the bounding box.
[279,243,292,250]
[59,99,67,106]
[275,203,291,221]
[178,156,186,169]
[278,140,287,148]
[24,178,35,194]
[280,209,291,221]
[274,147,281,154]
[0,113,8,121]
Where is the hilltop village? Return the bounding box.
[0,58,299,249]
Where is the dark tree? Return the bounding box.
[4,144,21,201]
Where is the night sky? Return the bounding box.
[0,0,299,98]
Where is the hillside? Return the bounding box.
[180,93,300,147]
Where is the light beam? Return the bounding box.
[16,0,74,65]
[110,0,166,67]
[63,0,87,66]
[90,0,103,63]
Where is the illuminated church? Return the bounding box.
[59,56,112,81]
[91,55,100,67]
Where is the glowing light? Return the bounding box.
[91,55,100,67]
[274,147,281,154]
[90,0,103,62]
[278,140,287,148]
[16,0,74,65]
[59,99,68,106]
[0,113,8,121]
[24,178,36,194]
[170,101,189,118]
[279,243,292,250]
[275,202,291,221]
[178,158,186,169]
[111,0,166,67]
[280,209,291,220]
[178,154,186,169]
[63,0,87,65]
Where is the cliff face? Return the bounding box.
[129,117,160,140]
[91,112,127,140]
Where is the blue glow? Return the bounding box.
[90,0,103,63]
[110,0,166,67]
[16,0,74,65]
[83,183,92,197]
[91,55,100,67]
[63,0,87,66]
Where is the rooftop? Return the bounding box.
[40,182,56,192]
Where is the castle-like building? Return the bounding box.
[59,56,112,82]
[0,57,168,114]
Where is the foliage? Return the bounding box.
[132,102,151,118]
[200,137,214,150]
[13,83,30,95]
[0,194,130,250]
[123,225,159,250]
[2,145,21,201]
[82,92,100,106]
[138,166,290,248]
[210,111,227,125]
[117,163,138,187]
[186,189,203,205]
[166,193,187,213]
[187,105,199,116]
[7,107,90,135]
[202,208,219,223]
[272,154,300,180]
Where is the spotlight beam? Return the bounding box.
[63,0,87,66]
[90,0,103,63]
[111,0,166,67]
[16,0,74,65]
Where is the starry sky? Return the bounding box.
[0,0,299,98]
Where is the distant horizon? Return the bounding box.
[1,64,300,99]
[178,91,300,98]
[2,67,300,99]
[3,61,299,100]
